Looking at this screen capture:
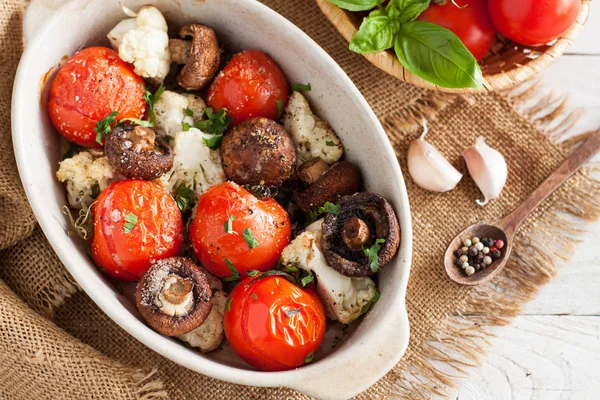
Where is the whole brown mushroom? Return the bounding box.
[294,160,362,212]
[221,117,296,186]
[169,24,220,91]
[136,257,213,337]
[321,192,400,277]
[105,124,173,180]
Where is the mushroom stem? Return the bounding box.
[131,126,156,152]
[341,217,371,250]
[161,276,194,305]
[169,39,192,64]
[297,157,329,185]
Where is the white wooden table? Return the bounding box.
[446,8,600,400]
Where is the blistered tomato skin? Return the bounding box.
[188,182,291,279]
[207,50,289,126]
[224,276,326,371]
[48,47,146,147]
[90,180,183,280]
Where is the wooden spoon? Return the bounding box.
[445,130,600,286]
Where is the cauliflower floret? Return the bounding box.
[281,220,378,324]
[178,290,228,353]
[108,5,171,80]
[154,91,207,138]
[283,92,344,165]
[56,151,116,209]
[155,128,226,198]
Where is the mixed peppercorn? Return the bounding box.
[454,236,504,276]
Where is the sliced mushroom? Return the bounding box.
[294,161,362,212]
[221,117,296,186]
[297,157,329,185]
[321,192,400,277]
[169,24,220,91]
[105,124,173,180]
[136,257,213,337]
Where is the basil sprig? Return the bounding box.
[331,0,482,89]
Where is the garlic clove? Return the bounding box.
[462,136,507,206]
[407,121,462,192]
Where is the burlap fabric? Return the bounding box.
[1,1,599,399]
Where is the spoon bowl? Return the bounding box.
[444,222,511,286]
[444,129,600,286]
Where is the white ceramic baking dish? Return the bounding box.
[12,1,412,398]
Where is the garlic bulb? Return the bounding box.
[462,136,507,206]
[407,121,462,192]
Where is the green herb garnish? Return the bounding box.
[329,0,482,89]
[121,118,154,128]
[251,293,258,299]
[95,111,118,145]
[275,277,280,286]
[360,289,381,314]
[282,266,299,274]
[195,107,233,135]
[202,135,223,150]
[325,140,336,146]
[363,238,385,272]
[223,258,240,282]
[123,212,138,234]
[275,99,283,120]
[181,121,191,132]
[165,135,174,143]
[242,228,260,249]
[143,84,165,125]
[90,183,101,199]
[224,215,237,235]
[175,184,195,213]
[247,270,260,277]
[300,271,314,287]
[225,297,232,312]
[62,142,81,160]
[184,107,194,117]
[304,352,314,363]
[318,201,341,215]
[291,82,311,92]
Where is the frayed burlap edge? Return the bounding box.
[385,84,600,399]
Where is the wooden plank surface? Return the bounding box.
[446,4,600,398]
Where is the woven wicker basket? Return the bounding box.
[315,0,591,93]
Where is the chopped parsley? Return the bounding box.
[300,271,314,287]
[285,308,301,318]
[275,277,280,286]
[175,184,195,213]
[164,135,174,143]
[304,352,314,364]
[195,107,232,135]
[242,228,260,249]
[363,238,386,272]
[123,212,138,234]
[143,83,165,125]
[90,183,101,199]
[224,215,237,235]
[251,293,258,299]
[225,297,232,312]
[360,289,381,315]
[282,266,298,274]
[184,107,194,117]
[275,99,283,120]
[325,140,336,146]
[223,258,240,282]
[247,270,260,277]
[318,201,341,215]
[181,121,191,132]
[121,118,154,128]
[95,110,118,145]
[62,142,81,160]
[291,82,311,92]
[202,134,223,150]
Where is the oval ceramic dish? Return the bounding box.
[12,1,413,398]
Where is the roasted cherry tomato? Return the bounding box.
[418,0,496,61]
[488,0,581,46]
[207,50,288,125]
[90,180,183,280]
[224,275,326,371]
[48,47,146,147]
[188,182,291,279]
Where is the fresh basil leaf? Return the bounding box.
[202,134,223,150]
[388,0,430,23]
[394,21,482,89]
[327,0,380,11]
[349,15,398,54]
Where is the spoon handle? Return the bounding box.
[498,129,600,235]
